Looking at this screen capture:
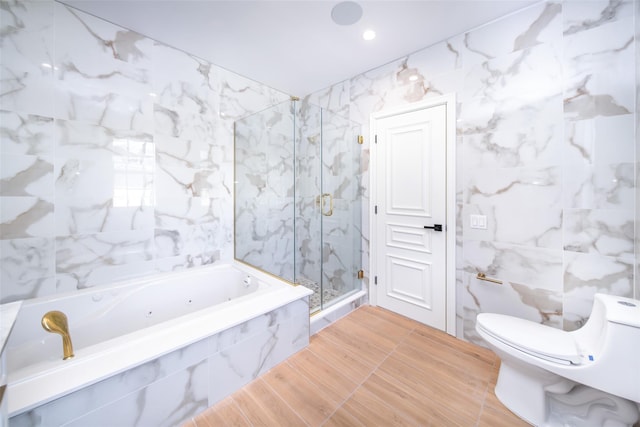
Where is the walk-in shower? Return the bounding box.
[234,99,362,313]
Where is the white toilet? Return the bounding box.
[476,293,640,427]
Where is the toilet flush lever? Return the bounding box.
[424,224,442,232]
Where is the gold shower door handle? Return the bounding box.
[321,193,333,216]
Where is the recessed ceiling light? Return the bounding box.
[362,29,376,41]
[331,1,363,26]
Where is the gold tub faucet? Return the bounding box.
[41,310,75,360]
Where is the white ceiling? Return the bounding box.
[60,0,540,96]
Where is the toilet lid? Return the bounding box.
[477,313,582,365]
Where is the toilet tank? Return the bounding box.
[573,294,640,403]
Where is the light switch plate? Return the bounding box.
[470,214,487,230]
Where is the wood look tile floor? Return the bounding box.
[182,306,529,426]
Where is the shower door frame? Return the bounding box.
[295,103,363,313]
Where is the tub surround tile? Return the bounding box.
[64,361,210,427]
[53,3,154,131]
[0,0,56,118]
[0,197,54,240]
[53,120,155,235]
[9,297,309,427]
[55,230,155,290]
[9,339,211,426]
[0,154,54,199]
[0,0,287,302]
[0,237,56,300]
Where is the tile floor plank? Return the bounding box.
[340,387,417,427]
[193,306,527,427]
[192,396,250,427]
[233,378,307,426]
[321,406,366,427]
[320,321,391,366]
[286,348,359,403]
[263,360,341,426]
[307,334,377,385]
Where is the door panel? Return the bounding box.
[386,223,431,253]
[387,256,433,308]
[374,103,447,330]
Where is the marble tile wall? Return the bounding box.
[306,0,636,341]
[235,96,363,309]
[1,0,635,341]
[0,0,288,303]
[636,0,640,301]
[234,100,296,282]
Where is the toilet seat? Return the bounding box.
[477,313,582,365]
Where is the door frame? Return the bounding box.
[369,94,456,336]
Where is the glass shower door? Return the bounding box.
[318,109,362,311]
[295,103,361,312]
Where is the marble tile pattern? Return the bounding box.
[234,100,295,282]
[1,0,637,342]
[306,0,636,340]
[636,0,640,303]
[0,0,288,303]
[8,298,309,427]
[235,97,362,308]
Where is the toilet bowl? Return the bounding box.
[476,293,640,426]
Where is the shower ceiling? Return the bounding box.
[60,0,539,96]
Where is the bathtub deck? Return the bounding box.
[183,305,528,427]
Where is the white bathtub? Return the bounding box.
[6,263,311,421]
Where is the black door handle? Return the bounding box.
[424,224,443,232]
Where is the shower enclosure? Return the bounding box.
[234,99,362,313]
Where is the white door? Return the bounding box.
[372,102,447,330]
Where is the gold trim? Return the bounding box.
[476,272,502,285]
[291,96,300,101]
[235,259,298,287]
[321,193,333,216]
[357,270,364,279]
[357,135,364,144]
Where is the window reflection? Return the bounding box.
[112,138,154,207]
